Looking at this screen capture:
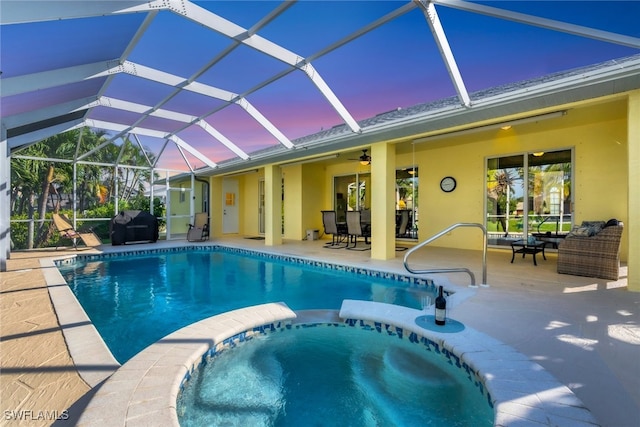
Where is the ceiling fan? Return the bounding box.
[349,149,371,165]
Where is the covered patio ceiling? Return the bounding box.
[2,1,640,175]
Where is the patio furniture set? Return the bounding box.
[510,219,623,280]
[321,210,371,251]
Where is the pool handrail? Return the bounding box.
[403,222,488,288]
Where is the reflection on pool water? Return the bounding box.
[176,324,493,427]
[58,247,437,363]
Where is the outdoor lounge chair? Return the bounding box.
[321,210,347,248]
[346,210,371,251]
[557,220,623,280]
[187,212,210,242]
[52,213,102,250]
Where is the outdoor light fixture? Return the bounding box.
[532,152,545,157]
[357,149,371,165]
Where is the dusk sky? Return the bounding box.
[2,1,639,171]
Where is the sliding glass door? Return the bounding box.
[334,173,370,223]
[486,150,572,246]
[527,151,572,236]
[396,167,418,239]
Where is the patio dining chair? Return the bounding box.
[346,210,371,251]
[187,212,210,242]
[52,213,102,250]
[396,210,410,237]
[321,210,348,248]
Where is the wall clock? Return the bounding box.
[440,176,456,193]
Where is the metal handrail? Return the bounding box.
[403,223,488,288]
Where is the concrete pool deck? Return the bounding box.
[0,237,638,426]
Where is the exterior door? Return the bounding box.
[222,179,239,234]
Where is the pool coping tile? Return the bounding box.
[338,300,599,427]
[77,302,298,427]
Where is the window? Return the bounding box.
[486,150,572,246]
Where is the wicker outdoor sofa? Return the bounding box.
[557,220,624,280]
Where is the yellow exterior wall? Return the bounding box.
[282,164,326,240]
[415,100,629,262]
[283,165,303,240]
[241,172,262,237]
[627,91,640,291]
[196,96,632,271]
[302,163,326,237]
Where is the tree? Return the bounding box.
[10,128,160,249]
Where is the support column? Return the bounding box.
[282,165,303,240]
[628,91,639,291]
[0,126,9,271]
[264,164,282,246]
[370,142,396,260]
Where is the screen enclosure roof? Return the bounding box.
[2,0,640,175]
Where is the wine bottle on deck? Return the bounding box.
[435,286,446,326]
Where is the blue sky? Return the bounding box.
[2,1,639,170]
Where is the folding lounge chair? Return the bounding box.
[187,212,210,242]
[52,213,102,250]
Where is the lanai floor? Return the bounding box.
[0,237,638,426]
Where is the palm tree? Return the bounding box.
[487,169,518,234]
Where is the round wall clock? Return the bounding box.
[440,176,456,193]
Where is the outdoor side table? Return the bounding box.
[511,239,547,266]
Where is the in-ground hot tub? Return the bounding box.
[176,322,494,426]
[74,301,598,426]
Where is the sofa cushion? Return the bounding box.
[604,218,620,227]
[567,226,592,237]
[567,221,608,237]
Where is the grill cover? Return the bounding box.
[111,210,159,245]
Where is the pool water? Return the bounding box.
[59,249,434,363]
[176,325,494,427]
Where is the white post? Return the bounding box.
[165,170,171,240]
[0,126,10,271]
[114,166,119,214]
[190,173,195,221]
[150,169,155,215]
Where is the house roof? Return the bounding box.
[2,0,640,175]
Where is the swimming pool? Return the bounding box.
[176,323,494,426]
[57,246,436,363]
[60,247,598,427]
